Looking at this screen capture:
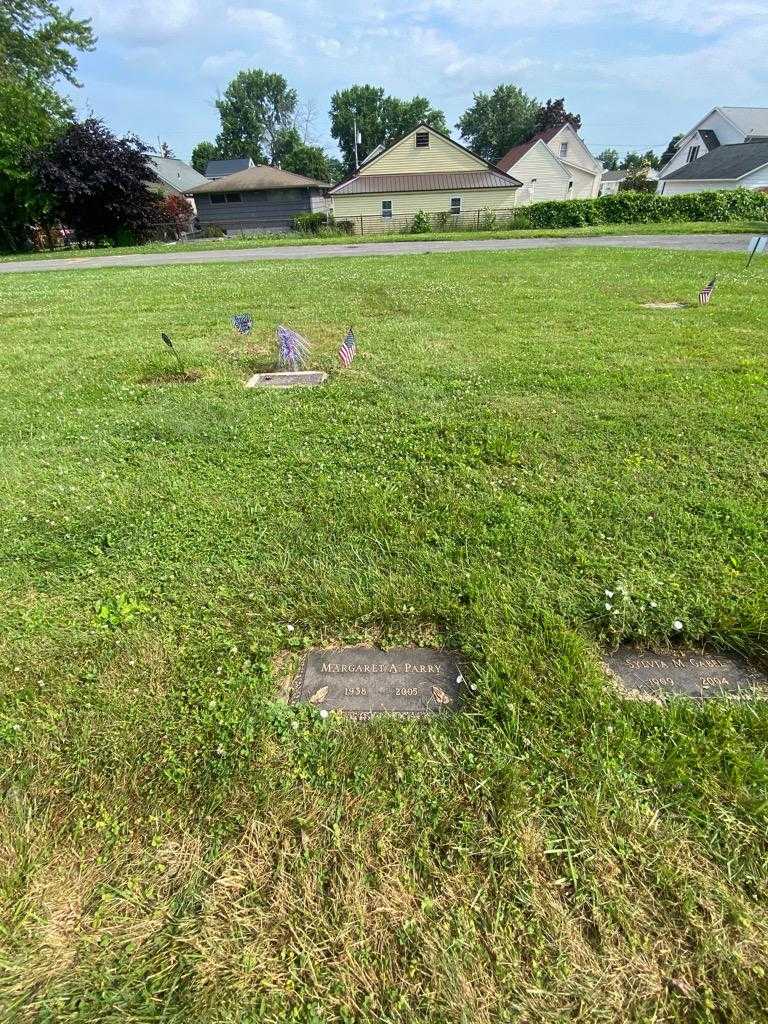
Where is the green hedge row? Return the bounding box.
[512,188,768,229]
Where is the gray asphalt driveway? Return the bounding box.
[0,233,753,274]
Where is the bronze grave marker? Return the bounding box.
[292,647,463,719]
[604,648,767,699]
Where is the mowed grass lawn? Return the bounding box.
[1,249,767,1023]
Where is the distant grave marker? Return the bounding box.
[246,370,327,388]
[292,647,464,719]
[604,647,767,700]
[642,301,688,309]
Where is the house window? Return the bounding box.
[529,177,536,198]
[225,192,242,202]
[686,145,700,163]
[559,142,568,158]
[381,200,392,218]
[567,180,574,193]
[415,131,430,148]
[210,194,226,204]
[450,196,461,214]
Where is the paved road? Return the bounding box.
[0,233,752,274]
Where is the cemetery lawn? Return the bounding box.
[1,218,766,262]
[1,247,768,1024]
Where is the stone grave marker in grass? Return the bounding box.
[291,647,465,720]
[604,648,767,700]
[246,324,327,389]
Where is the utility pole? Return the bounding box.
[353,115,360,170]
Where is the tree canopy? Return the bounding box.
[36,118,161,244]
[190,140,219,175]
[0,0,94,248]
[533,98,581,135]
[456,84,539,163]
[597,148,619,171]
[659,133,684,167]
[330,85,448,174]
[214,69,297,165]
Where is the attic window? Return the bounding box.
[415,131,430,148]
[686,145,700,163]
[559,142,568,158]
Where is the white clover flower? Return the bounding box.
[605,590,614,598]
[650,601,658,608]
[286,624,295,632]
[605,602,612,611]
[673,620,683,631]
[319,709,329,719]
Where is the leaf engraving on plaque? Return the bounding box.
[431,685,453,705]
[309,686,329,704]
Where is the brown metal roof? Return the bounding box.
[188,165,330,194]
[331,169,521,196]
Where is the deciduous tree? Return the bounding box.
[330,85,447,174]
[214,69,297,164]
[456,84,539,163]
[36,118,161,245]
[659,133,684,168]
[0,0,94,249]
[190,140,219,174]
[597,148,619,171]
[533,97,581,135]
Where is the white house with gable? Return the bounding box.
[497,124,602,204]
[659,106,768,179]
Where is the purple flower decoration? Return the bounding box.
[276,325,310,370]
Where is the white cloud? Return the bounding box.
[200,49,248,76]
[225,7,294,52]
[317,37,343,58]
[83,0,198,42]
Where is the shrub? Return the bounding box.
[410,210,432,233]
[162,194,194,236]
[292,212,327,235]
[203,224,225,238]
[479,208,498,231]
[520,187,768,229]
[333,219,355,236]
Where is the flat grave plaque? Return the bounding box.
[641,301,688,310]
[246,370,327,389]
[292,647,463,719]
[604,647,767,700]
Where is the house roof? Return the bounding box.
[496,127,562,173]
[601,170,626,181]
[205,158,255,178]
[718,107,768,137]
[699,129,720,150]
[188,165,331,194]
[331,169,521,196]
[662,141,768,181]
[328,123,521,195]
[148,156,209,192]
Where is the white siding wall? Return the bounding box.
[546,125,599,174]
[659,176,768,196]
[568,164,600,198]
[507,144,569,204]
[662,111,748,177]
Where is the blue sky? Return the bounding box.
[65,0,768,162]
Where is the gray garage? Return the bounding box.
[187,165,330,234]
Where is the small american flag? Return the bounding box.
[232,313,253,334]
[339,327,356,368]
[699,278,716,305]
